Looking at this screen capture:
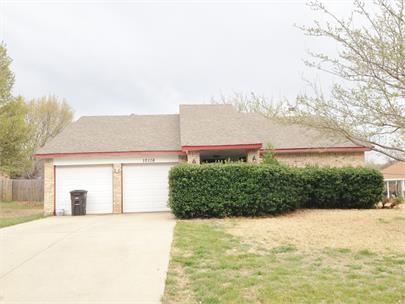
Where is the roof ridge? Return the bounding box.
[180,103,233,106]
[78,113,179,119]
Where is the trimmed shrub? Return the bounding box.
[169,163,301,219]
[169,163,384,219]
[300,166,384,209]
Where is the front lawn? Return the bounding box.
[0,201,44,228]
[163,208,405,304]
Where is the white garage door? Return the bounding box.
[123,163,174,213]
[56,165,113,215]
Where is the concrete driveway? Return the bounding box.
[0,213,175,304]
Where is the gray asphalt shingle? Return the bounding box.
[37,104,359,155]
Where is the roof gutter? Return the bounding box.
[181,143,263,152]
[269,146,370,154]
[35,145,369,159]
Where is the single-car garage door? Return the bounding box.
[56,165,113,215]
[123,163,174,213]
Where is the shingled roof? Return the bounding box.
[381,161,405,179]
[36,104,363,156]
[36,114,181,155]
[179,104,359,149]
[179,104,263,146]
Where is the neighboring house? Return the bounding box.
[381,161,405,198]
[36,104,368,215]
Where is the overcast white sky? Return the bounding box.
[1,0,354,118]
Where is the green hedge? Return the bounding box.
[169,163,384,219]
[300,166,384,209]
[169,163,302,218]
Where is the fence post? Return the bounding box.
[0,179,13,201]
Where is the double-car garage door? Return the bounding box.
[55,163,174,215]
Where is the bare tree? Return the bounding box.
[217,1,404,161]
[290,0,404,161]
[25,95,74,177]
[211,92,282,117]
[26,95,74,150]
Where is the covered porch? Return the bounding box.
[183,144,262,164]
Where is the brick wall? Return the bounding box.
[43,151,364,215]
[187,151,200,164]
[113,163,122,213]
[275,152,365,168]
[43,159,55,215]
[247,150,260,163]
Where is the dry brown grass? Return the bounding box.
[222,207,405,253]
[164,208,405,304]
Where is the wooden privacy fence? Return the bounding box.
[0,179,12,201]
[0,179,44,202]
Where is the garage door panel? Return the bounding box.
[56,165,113,215]
[123,164,174,213]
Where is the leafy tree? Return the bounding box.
[0,45,29,177]
[0,97,31,177]
[25,95,74,177]
[0,44,74,177]
[0,43,14,105]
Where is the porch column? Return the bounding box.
[396,181,399,197]
[187,151,200,164]
[386,181,390,198]
[247,150,260,163]
[113,163,122,213]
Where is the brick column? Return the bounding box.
[187,151,200,164]
[113,163,122,213]
[44,159,55,215]
[179,155,187,163]
[247,150,260,163]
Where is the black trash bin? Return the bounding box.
[70,190,88,216]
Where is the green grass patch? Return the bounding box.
[0,201,44,228]
[324,247,352,256]
[356,249,377,257]
[0,213,44,228]
[271,245,297,254]
[163,221,405,304]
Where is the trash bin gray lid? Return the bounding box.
[70,190,88,194]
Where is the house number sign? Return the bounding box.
[142,158,155,163]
